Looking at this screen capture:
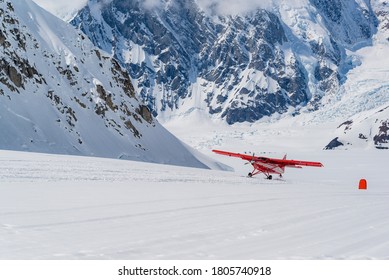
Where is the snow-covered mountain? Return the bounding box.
[0,0,213,168]
[318,0,389,150]
[71,0,378,124]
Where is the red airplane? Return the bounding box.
[212,149,323,179]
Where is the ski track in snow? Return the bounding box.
[1,150,389,260]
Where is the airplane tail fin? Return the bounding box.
[281,154,287,172]
[281,154,286,172]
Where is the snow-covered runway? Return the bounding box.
[1,149,388,259]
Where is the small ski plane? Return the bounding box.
[212,149,323,179]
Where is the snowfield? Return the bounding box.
[1,141,388,259]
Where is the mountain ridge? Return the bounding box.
[71,0,378,124]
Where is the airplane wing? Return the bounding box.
[265,158,323,168]
[212,149,255,161]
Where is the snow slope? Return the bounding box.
[31,0,87,21]
[1,147,388,260]
[0,0,217,169]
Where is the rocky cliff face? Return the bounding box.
[71,0,377,124]
[0,0,209,167]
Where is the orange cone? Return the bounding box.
[359,179,367,190]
